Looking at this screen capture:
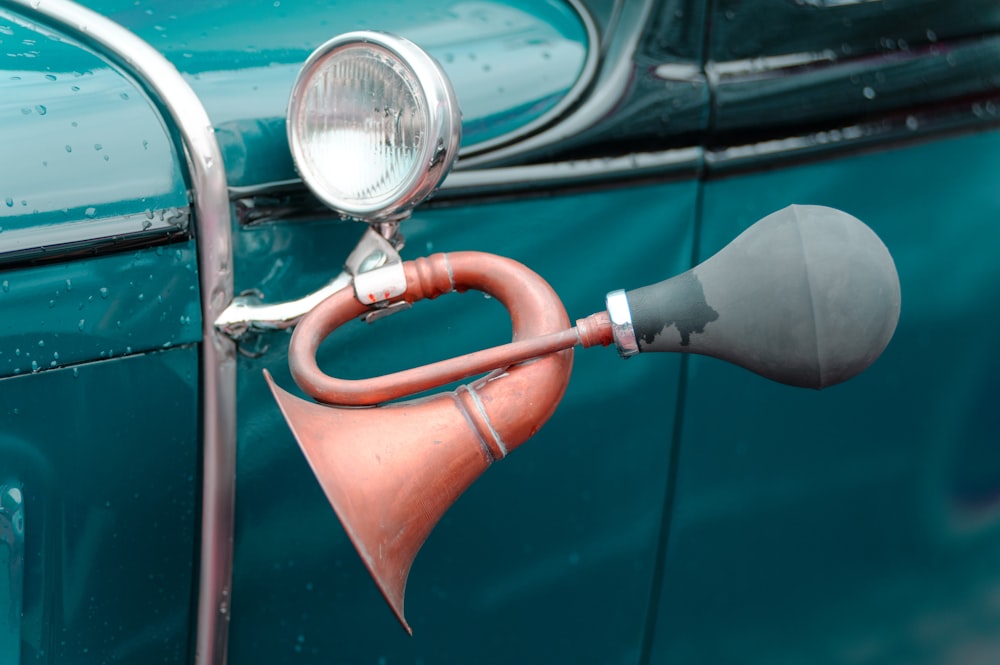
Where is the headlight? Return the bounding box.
[287,31,461,222]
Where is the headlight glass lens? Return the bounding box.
[288,33,460,221]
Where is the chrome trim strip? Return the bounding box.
[457,0,656,168]
[228,146,703,223]
[0,208,190,265]
[9,3,237,665]
[443,147,702,196]
[458,0,601,158]
[705,93,1000,174]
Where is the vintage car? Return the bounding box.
[1,0,998,663]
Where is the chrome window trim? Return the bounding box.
[457,0,602,158]
[0,208,190,266]
[8,3,237,665]
[457,0,656,168]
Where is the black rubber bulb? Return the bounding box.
[619,205,901,389]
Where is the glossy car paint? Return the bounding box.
[651,130,1000,664]
[0,345,200,662]
[0,8,189,233]
[708,0,1000,136]
[79,0,593,186]
[1,0,999,664]
[0,242,201,377]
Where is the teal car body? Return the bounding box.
[1,1,999,663]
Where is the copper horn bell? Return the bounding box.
[267,204,903,633]
[265,251,614,633]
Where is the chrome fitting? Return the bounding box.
[605,289,639,358]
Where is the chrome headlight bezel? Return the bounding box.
[287,31,462,222]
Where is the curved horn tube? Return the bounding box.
[266,251,574,632]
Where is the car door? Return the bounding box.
[0,6,201,662]
[648,2,1000,663]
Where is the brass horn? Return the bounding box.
[266,204,902,632]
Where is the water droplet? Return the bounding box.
[94,143,103,151]
[20,107,31,115]
[65,144,73,153]
[35,104,46,115]
[99,287,109,299]
[4,197,12,207]
[926,29,938,42]
[72,367,79,378]
[138,293,145,301]
[78,319,85,331]
[44,74,56,81]
[30,360,39,372]
[120,91,130,100]
[84,207,96,218]
[905,115,919,131]
[862,86,876,100]
[71,85,80,92]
